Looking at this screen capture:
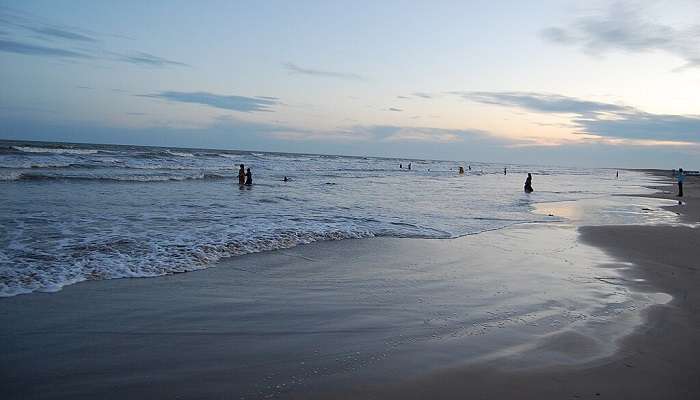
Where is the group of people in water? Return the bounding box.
[238,164,253,185]
[238,161,535,193]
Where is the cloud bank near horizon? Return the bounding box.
[455,91,700,144]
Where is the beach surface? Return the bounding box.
[1,172,698,399]
[351,172,700,400]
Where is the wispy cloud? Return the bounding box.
[459,91,700,144]
[283,62,365,80]
[541,2,700,70]
[273,124,495,145]
[412,92,433,99]
[118,52,189,67]
[0,7,188,68]
[380,127,464,143]
[0,38,91,59]
[139,91,279,113]
[29,26,97,42]
[453,91,630,116]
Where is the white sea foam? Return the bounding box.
[13,146,99,155]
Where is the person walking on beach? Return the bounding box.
[677,168,684,197]
[524,173,533,193]
[245,167,253,185]
[238,164,246,185]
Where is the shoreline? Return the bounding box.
[1,172,698,399]
[341,171,699,399]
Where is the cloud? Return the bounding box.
[118,51,189,67]
[139,91,279,112]
[0,38,91,58]
[459,91,700,144]
[380,127,464,143]
[29,26,97,42]
[454,91,630,116]
[412,92,433,99]
[0,7,187,68]
[541,2,700,69]
[396,92,441,100]
[283,62,365,80]
[262,123,497,145]
[575,112,700,143]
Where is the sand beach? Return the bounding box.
[1,172,697,399]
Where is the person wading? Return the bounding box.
[238,164,246,185]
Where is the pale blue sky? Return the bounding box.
[1,0,699,167]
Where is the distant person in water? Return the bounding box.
[408,163,412,170]
[504,167,507,175]
[677,168,684,197]
[524,173,533,193]
[459,166,464,174]
[468,165,471,171]
[400,163,403,169]
[245,167,253,185]
[616,170,619,179]
[283,176,288,182]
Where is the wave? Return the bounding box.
[12,146,99,155]
[0,228,376,297]
[166,150,195,157]
[5,172,229,182]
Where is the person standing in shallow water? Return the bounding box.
[245,167,253,185]
[238,164,246,185]
[677,168,684,197]
[524,173,533,193]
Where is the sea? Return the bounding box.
[0,139,676,297]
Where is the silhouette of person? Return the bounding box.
[408,162,412,170]
[245,167,253,185]
[677,168,684,197]
[238,164,246,185]
[504,167,507,175]
[283,176,288,182]
[468,165,471,171]
[524,173,533,193]
[459,166,464,174]
[400,163,403,169]
[616,170,619,179]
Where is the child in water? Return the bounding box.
[245,168,252,185]
[524,173,533,193]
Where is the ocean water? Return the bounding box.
[0,140,674,297]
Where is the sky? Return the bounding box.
[0,0,699,168]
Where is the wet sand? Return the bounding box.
[2,223,656,399]
[1,173,698,399]
[349,172,699,400]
